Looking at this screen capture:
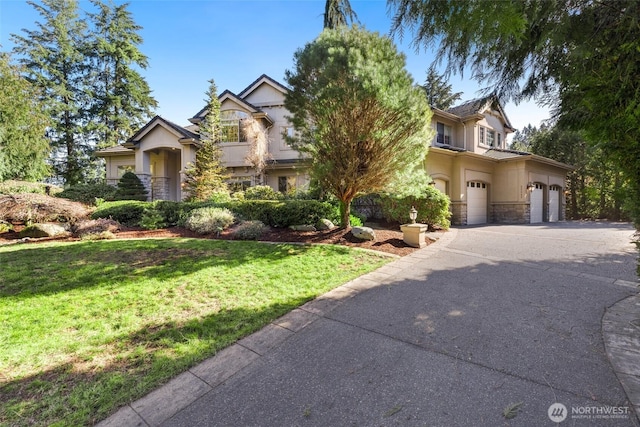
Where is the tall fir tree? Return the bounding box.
[323,0,358,29]
[421,65,462,110]
[11,0,90,185]
[88,0,157,149]
[183,79,228,201]
[0,53,51,181]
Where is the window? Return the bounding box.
[278,176,296,193]
[220,110,249,143]
[228,176,252,192]
[497,133,502,148]
[436,122,452,145]
[281,126,295,149]
[486,129,495,147]
[117,165,135,178]
[479,126,496,147]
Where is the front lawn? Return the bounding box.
[0,238,390,426]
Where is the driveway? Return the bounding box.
[103,222,639,426]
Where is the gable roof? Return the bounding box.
[189,90,262,124]
[445,96,515,131]
[238,74,288,98]
[127,115,199,144]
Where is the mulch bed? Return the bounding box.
[0,222,439,257]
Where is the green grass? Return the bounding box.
[0,238,390,426]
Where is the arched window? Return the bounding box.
[220,110,249,142]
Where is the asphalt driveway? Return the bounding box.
[102,222,639,427]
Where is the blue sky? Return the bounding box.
[1,0,549,133]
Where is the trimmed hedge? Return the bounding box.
[91,200,148,226]
[91,199,337,229]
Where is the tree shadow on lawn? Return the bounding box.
[0,300,308,426]
[0,238,353,298]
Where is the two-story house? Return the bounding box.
[426,97,572,225]
[98,76,572,226]
[96,75,309,202]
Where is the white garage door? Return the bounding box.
[467,181,487,225]
[530,183,543,223]
[549,185,561,222]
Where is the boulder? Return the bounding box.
[316,219,335,231]
[289,224,317,232]
[351,226,376,241]
[19,223,70,238]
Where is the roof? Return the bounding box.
[446,97,491,118]
[482,148,530,160]
[94,145,133,156]
[190,75,287,123]
[445,96,515,131]
[128,116,199,144]
[238,74,288,98]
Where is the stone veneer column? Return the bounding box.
[450,202,467,226]
[152,177,170,201]
[136,173,152,201]
[491,203,530,224]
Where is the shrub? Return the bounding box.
[115,172,148,201]
[139,206,167,230]
[0,180,62,195]
[184,207,235,234]
[378,186,451,229]
[56,183,117,205]
[91,200,148,226]
[0,220,13,233]
[219,200,334,228]
[233,220,267,240]
[243,185,283,200]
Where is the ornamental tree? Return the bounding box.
[285,26,432,227]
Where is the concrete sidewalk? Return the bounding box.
[99,223,640,426]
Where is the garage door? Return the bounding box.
[434,178,448,195]
[549,185,561,222]
[530,183,543,223]
[467,181,487,225]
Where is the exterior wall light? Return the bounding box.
[526,182,534,193]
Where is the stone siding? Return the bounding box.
[450,202,467,226]
[151,177,170,201]
[491,203,530,224]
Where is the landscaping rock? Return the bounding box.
[316,219,335,231]
[351,226,376,241]
[289,224,316,232]
[18,223,69,238]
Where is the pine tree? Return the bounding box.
[11,0,90,185]
[87,0,157,149]
[0,53,51,181]
[421,65,462,110]
[183,79,229,201]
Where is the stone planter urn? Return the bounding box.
[400,223,428,248]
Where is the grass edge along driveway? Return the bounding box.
[0,238,390,426]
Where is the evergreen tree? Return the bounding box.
[389,0,640,225]
[421,65,462,110]
[285,27,432,227]
[88,0,157,149]
[0,53,51,181]
[115,171,148,201]
[183,79,228,201]
[509,124,538,153]
[11,0,90,185]
[323,0,358,29]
